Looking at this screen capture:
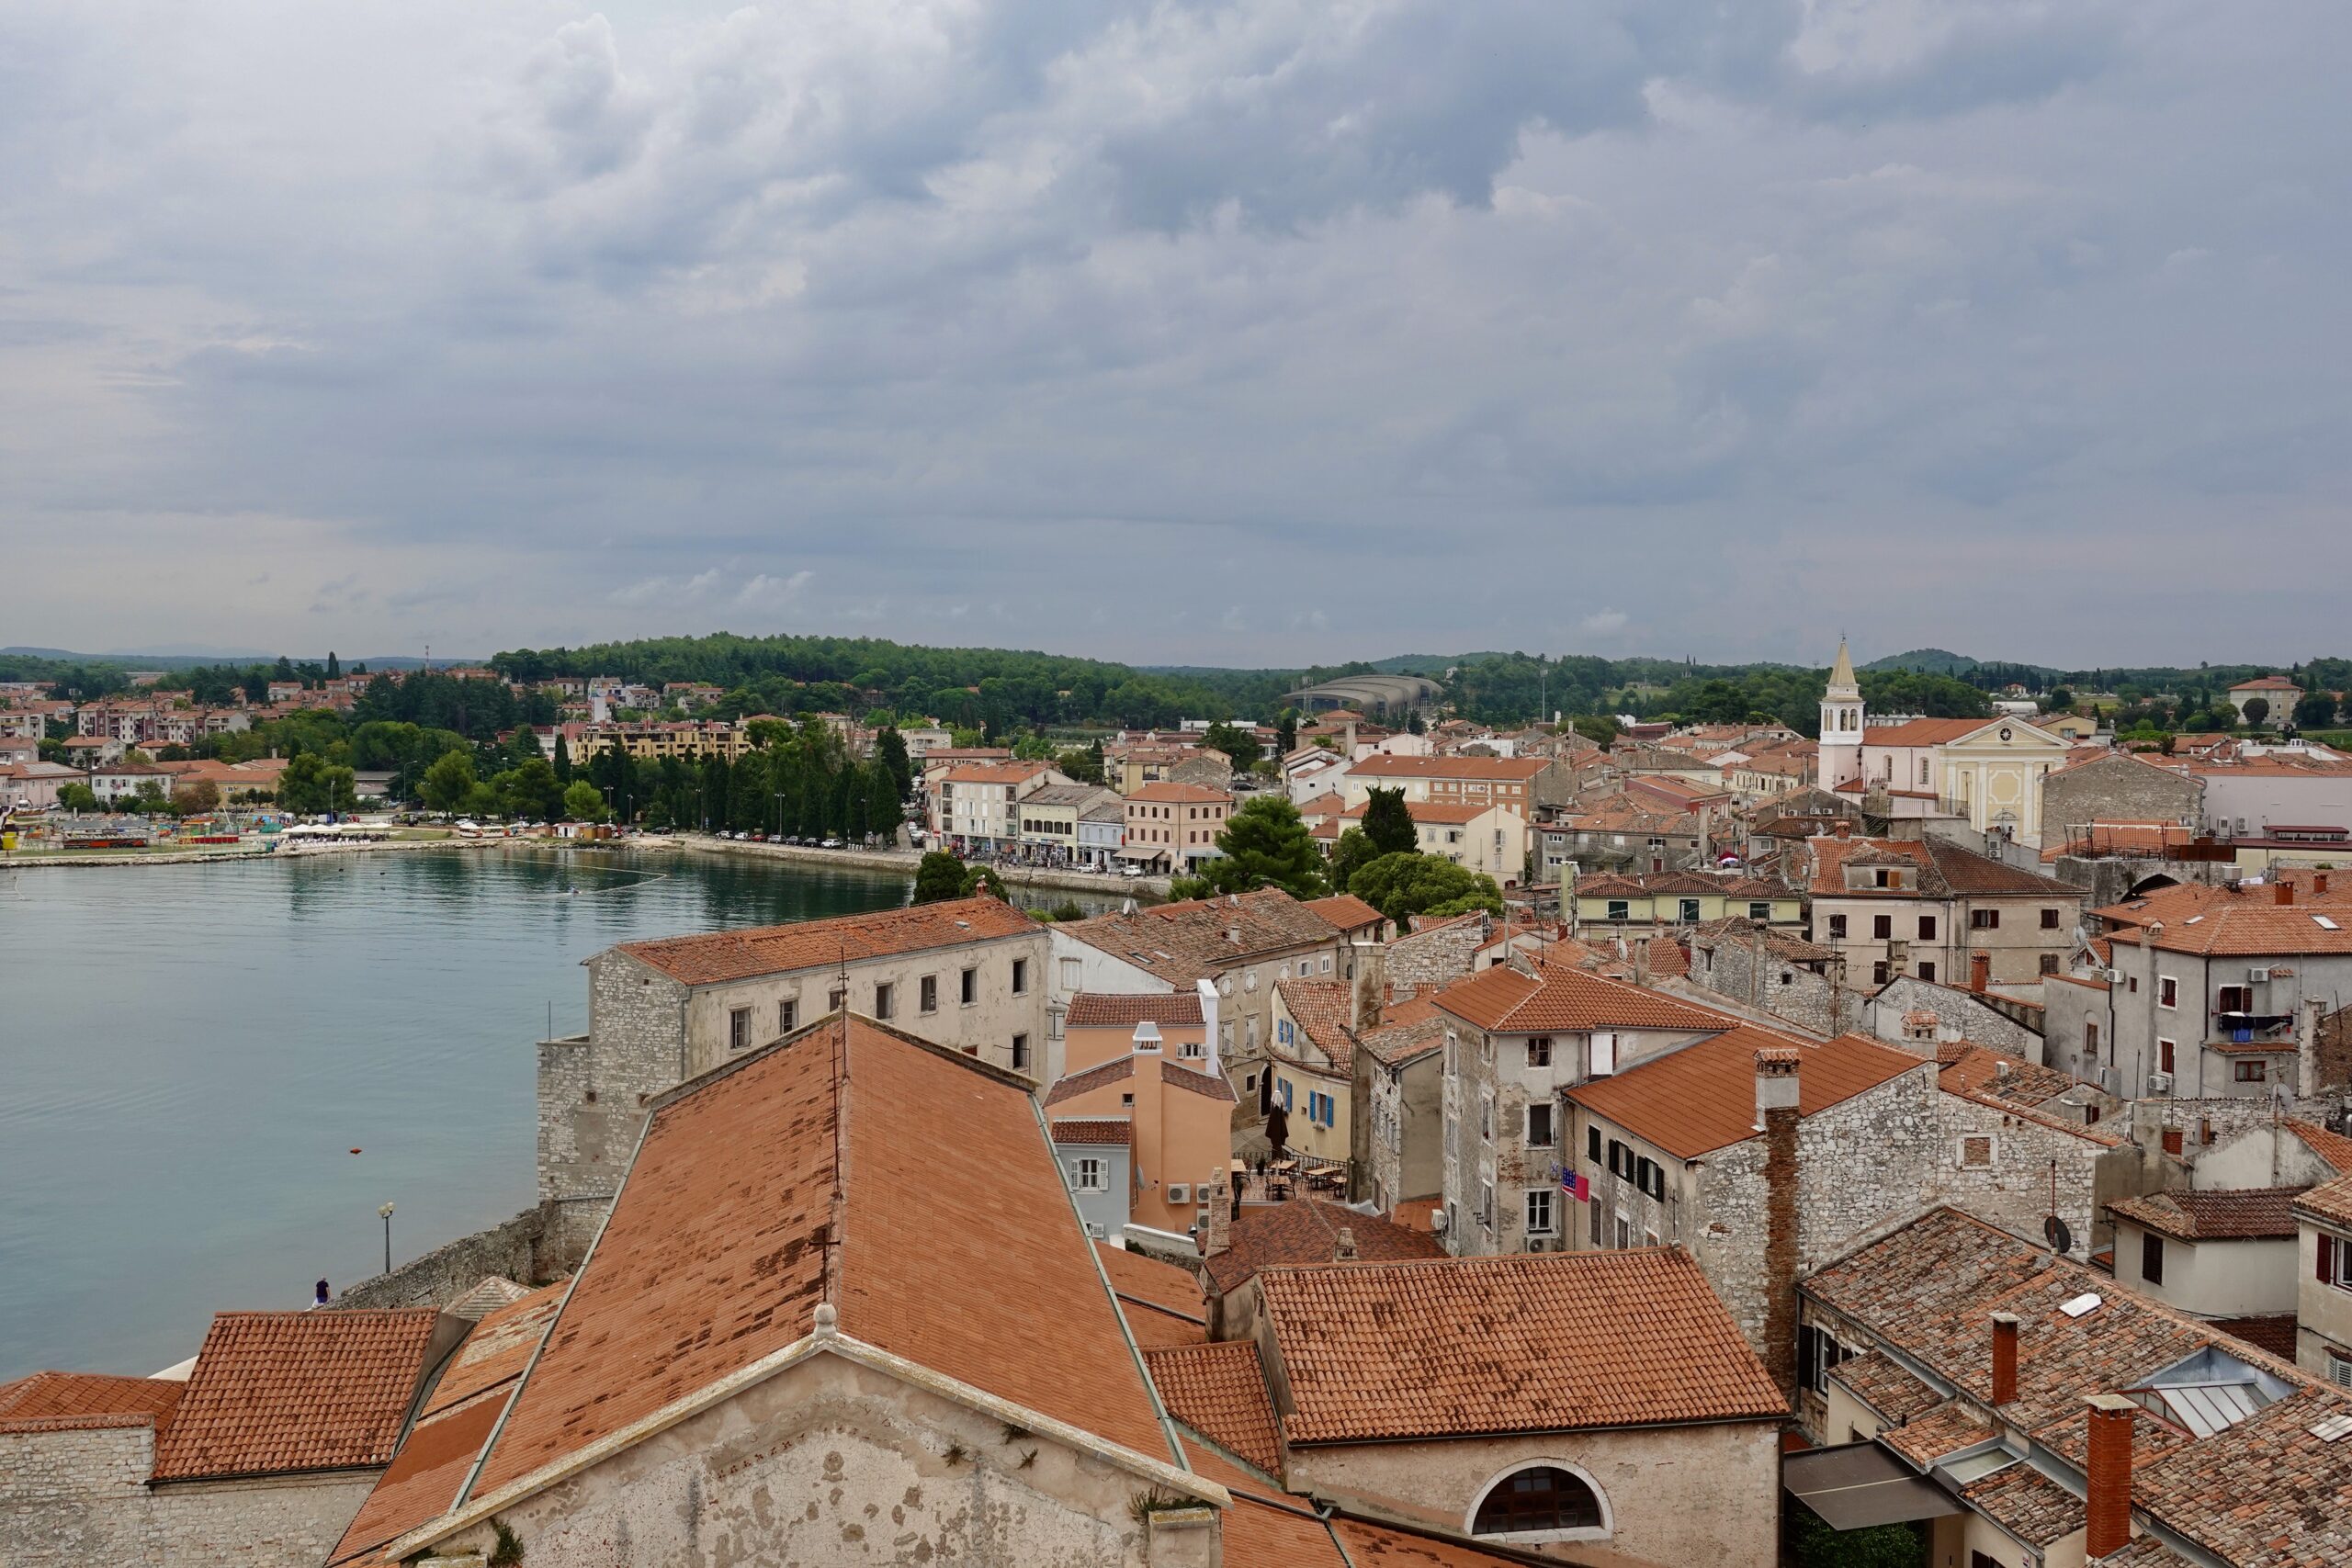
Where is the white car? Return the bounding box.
[1121,863,1146,877]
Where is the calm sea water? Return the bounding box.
[0,845,1062,1380]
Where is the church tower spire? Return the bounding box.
[1819,637,1864,791]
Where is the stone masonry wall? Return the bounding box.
[0,1426,159,1567]
[1386,917,1488,998]
[1691,935,1861,1037]
[1932,1094,2110,1255]
[2041,756,2201,847]
[149,1473,378,1568]
[331,1201,582,1312]
[1864,977,2041,1058]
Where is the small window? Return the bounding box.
[961,966,978,1005]
[1011,1033,1030,1070]
[1918,915,1938,941]
[2142,1231,2165,1286]
[1587,1125,1602,1165]
[1074,1156,1106,1192]
[729,1007,752,1052]
[1527,1103,1555,1147]
[1971,908,2000,931]
[1828,914,1848,941]
[1525,1189,1556,1236]
[1678,898,1701,923]
[777,998,797,1035]
[2234,1059,2267,1083]
[920,975,938,1013]
[1479,1182,1495,1229]
[1012,958,1029,995]
[1749,901,1771,921]
[1527,1036,1552,1068]
[828,987,845,1012]
[874,982,895,1021]
[1059,956,1082,988]
[1473,1466,1601,1536]
[1872,962,1890,985]
[2041,908,2061,930]
[1917,961,1937,983]
[2159,976,2177,1008]
[2039,953,2060,976]
[2160,1038,2177,1073]
[1605,899,1629,921]
[1959,1134,1994,1169]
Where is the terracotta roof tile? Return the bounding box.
[1960,1459,2084,1547]
[1203,1200,1443,1296]
[1433,959,1730,1035]
[1128,782,1233,803]
[326,1396,505,1565]
[2211,1314,2302,1360]
[1258,1248,1785,1444]
[1569,1027,1925,1160]
[1937,1044,2090,1111]
[2110,904,2352,958]
[466,1016,1176,1504]
[0,1371,186,1435]
[2293,1172,2352,1231]
[416,1280,567,1420]
[1276,977,1359,1072]
[1349,756,1548,782]
[616,895,1035,987]
[1302,893,1385,933]
[1355,1012,1446,1070]
[2287,1118,2352,1175]
[1826,1353,1942,1424]
[2107,1187,2307,1241]
[1095,1241,1205,1326]
[1163,1060,1239,1102]
[1878,1400,1995,1467]
[1050,1116,1134,1145]
[1046,1055,1135,1106]
[1060,889,1341,985]
[152,1309,441,1482]
[1066,991,1204,1028]
[1329,1517,1567,1567]
[1145,1341,1283,1473]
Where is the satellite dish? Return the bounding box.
[2044,1214,2074,1255]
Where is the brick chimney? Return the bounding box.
[2317,872,2331,895]
[1755,1045,1803,1398]
[1203,1177,1232,1258]
[1833,819,1852,840]
[1334,1225,1357,1262]
[1990,1313,2018,1405]
[1970,951,1991,993]
[1131,1029,1167,1230]
[2085,1393,2137,1558]
[2275,881,2296,907]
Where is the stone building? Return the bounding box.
[1687,918,1862,1037]
[2040,750,2203,848]
[1431,957,1733,1255]
[1215,1250,1788,1566]
[1800,826,2086,987]
[0,1308,465,1568]
[2294,1170,2352,1382]
[538,895,1047,1211]
[1352,1001,1446,1216]
[1384,909,1491,995]
[1861,972,2046,1058]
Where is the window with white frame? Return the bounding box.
[1073,1157,1107,1192]
[1525,1189,1556,1235]
[1526,1102,1555,1146]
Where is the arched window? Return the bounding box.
[1472,1466,1603,1535]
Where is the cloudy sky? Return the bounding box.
[3,2,2345,670]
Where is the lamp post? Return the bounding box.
[378,1201,395,1275]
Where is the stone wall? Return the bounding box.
[331,1201,583,1312]
[0,1425,159,1567]
[2040,755,2201,849]
[1385,916,1489,998]
[1690,932,1861,1038]
[1932,1094,2117,1255]
[149,1473,378,1568]
[1864,977,2041,1058]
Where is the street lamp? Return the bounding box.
[378,1202,395,1275]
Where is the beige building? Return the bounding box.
[1267,977,1359,1163]
[1123,781,1232,870]
[1857,716,2074,847]
[2296,1172,2352,1384]
[2106,1188,2304,1331]
[1571,870,1802,932]
[1340,797,1525,882]
[1048,992,1237,1239]
[1802,827,2085,988]
[539,897,1049,1209]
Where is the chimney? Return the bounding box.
[1203,1177,1232,1258]
[1990,1313,2018,1404]
[2084,1393,2137,1558]
[2317,872,2331,895]
[1833,819,1852,840]
[2300,996,2326,1099]
[1351,941,1386,1030]
[1756,1045,1803,1400]
[2275,881,2296,907]
[1227,925,1242,946]
[1334,1225,1357,1262]
[1131,1039,1167,1229]
[1970,951,1992,993]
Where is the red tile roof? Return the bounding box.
[152,1309,442,1482]
[1257,1249,1785,1444]
[615,896,1035,986]
[1204,1199,1443,1295]
[1302,893,1385,933]
[2286,1118,2352,1175]
[1066,990,1205,1028]
[2110,904,2352,957]
[1570,1027,1924,1160]
[1059,888,1342,984]
[1349,755,1548,781]
[1432,959,1730,1035]
[1095,1241,1205,1328]
[2107,1187,2307,1241]
[1145,1341,1283,1472]
[0,1371,186,1435]
[1050,1116,1134,1145]
[415,1280,567,1420]
[1275,977,1359,1071]
[1826,1353,1942,1424]
[327,1395,507,1565]
[465,1016,1177,1505]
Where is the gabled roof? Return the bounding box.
[1860,716,1999,747]
[1806,834,2080,898]
[615,896,1035,987]
[1095,1242,1205,1331]
[1433,958,1730,1036]
[152,1309,443,1482]
[2108,1188,2307,1242]
[1128,781,1233,803]
[1058,889,1341,984]
[1145,1341,1283,1473]
[1275,977,1358,1072]
[460,1014,1177,1506]
[2285,1118,2352,1176]
[1257,1249,1785,1445]
[1569,1027,1925,1160]
[1303,893,1385,934]
[1065,990,1204,1029]
[1203,1200,1443,1296]
[2110,903,2352,957]
[1354,1011,1446,1071]
[0,1371,186,1435]
[1346,755,1549,782]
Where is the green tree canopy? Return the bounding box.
[562,780,606,821]
[496,758,566,821]
[1346,852,1503,926]
[2243,697,2270,728]
[1329,826,1380,890]
[1201,721,1259,772]
[277,751,357,815]
[58,782,100,812]
[2297,690,2338,728]
[1358,786,1418,858]
[1191,795,1329,899]
[420,749,478,813]
[913,849,969,904]
[962,863,1008,900]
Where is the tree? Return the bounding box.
[497,758,567,821]
[1786,1506,1924,1568]
[1192,795,1329,899]
[169,779,221,818]
[563,780,606,821]
[324,650,340,680]
[1202,721,1259,773]
[2297,690,2338,728]
[277,751,349,815]
[1359,786,1418,858]
[461,780,503,818]
[1407,710,1426,736]
[1056,746,1104,784]
[2041,687,2075,712]
[420,749,477,813]
[1570,714,1620,745]
[875,727,913,801]
[2243,697,2270,728]
[1329,826,1380,890]
[552,734,573,784]
[130,778,170,814]
[913,850,969,904]
[962,863,1008,900]
[58,782,99,811]
[1346,852,1504,926]
[1275,709,1298,754]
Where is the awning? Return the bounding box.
[1785,1443,1963,1531]
[1116,844,1170,861]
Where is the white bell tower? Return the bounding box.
[1819,637,1864,791]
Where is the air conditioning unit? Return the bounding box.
[2148,1072,2174,1096]
[1527,1235,1556,1253]
[1430,1209,1450,1234]
[2103,968,2124,985]
[1083,1222,1107,1240]
[2249,966,2275,984]
[1167,1183,1191,1205]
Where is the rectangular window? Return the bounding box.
[1479,1182,1495,1230]
[1527,1036,1552,1068]
[1959,1135,1994,1168]
[1525,1189,1555,1236]
[919,975,938,1013]
[1606,899,1629,921]
[1074,1156,1106,1192]
[1679,898,1702,922]
[1589,1192,1603,1245]
[2041,908,2061,930]
[1480,1095,1492,1142]
[1917,961,1937,983]
[2217,985,2250,1013]
[729,1007,752,1052]
[1012,958,1029,995]
[1918,915,1938,941]
[1011,1033,1030,1070]
[2159,976,2177,1008]
[2235,1059,2267,1083]
[1872,962,1890,985]
[1635,1157,1664,1201]
[2142,1232,2165,1286]
[1971,908,2000,931]
[874,982,895,1021]
[829,986,845,1012]
[2160,1038,2177,1074]
[1588,1125,1602,1165]
[778,998,797,1035]
[1872,915,1892,940]
[1059,955,1082,988]
[1828,914,1848,940]
[961,966,978,1005]
[1527,1102,1555,1146]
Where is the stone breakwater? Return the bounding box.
[670,831,1171,901]
[0,835,501,870]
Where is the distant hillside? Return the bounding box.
[1860,648,1979,676]
[1367,652,1499,676]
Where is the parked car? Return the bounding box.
[820,837,843,849]
[1121,863,1146,878]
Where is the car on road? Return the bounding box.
[820,837,843,849]
[1121,863,1146,877]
